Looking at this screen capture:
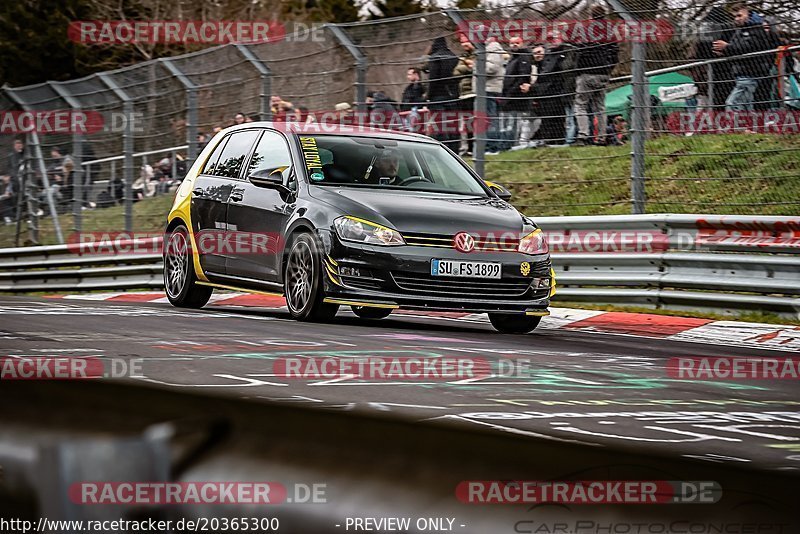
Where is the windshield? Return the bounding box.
[296,135,488,196]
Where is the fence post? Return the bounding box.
[49,82,84,234]
[446,10,486,177]
[2,87,64,244]
[777,52,786,110]
[706,63,715,111]
[325,24,367,112]
[607,0,647,214]
[236,44,272,121]
[98,73,134,233]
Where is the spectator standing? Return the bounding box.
[516,45,545,149]
[757,16,785,110]
[8,139,25,190]
[502,36,533,150]
[481,35,506,155]
[690,7,736,112]
[713,3,772,111]
[454,35,476,155]
[0,173,15,224]
[401,67,426,111]
[532,32,578,147]
[574,6,619,145]
[425,37,460,151]
[197,132,209,152]
[45,146,73,212]
[366,90,400,129]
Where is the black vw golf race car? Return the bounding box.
[164,123,555,333]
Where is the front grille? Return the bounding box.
[392,272,532,299]
[402,232,453,248]
[402,232,520,252]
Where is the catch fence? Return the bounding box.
[1,0,799,245]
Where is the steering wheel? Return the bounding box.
[395,175,433,187]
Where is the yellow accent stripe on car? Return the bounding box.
[328,272,344,287]
[327,255,339,266]
[195,281,284,297]
[526,310,551,316]
[549,267,557,297]
[323,298,398,309]
[521,228,543,240]
[342,215,395,232]
[326,268,343,287]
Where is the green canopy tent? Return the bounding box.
[605,72,696,122]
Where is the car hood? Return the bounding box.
[309,187,525,234]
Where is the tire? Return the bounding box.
[488,313,542,334]
[351,306,392,320]
[164,224,213,308]
[284,232,339,321]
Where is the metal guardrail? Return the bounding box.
[0,215,798,317]
[5,380,799,530]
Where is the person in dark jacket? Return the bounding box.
[8,139,24,190]
[755,16,785,110]
[502,36,533,149]
[713,3,773,111]
[574,5,619,145]
[366,90,400,129]
[532,32,579,146]
[691,7,736,111]
[424,37,459,150]
[401,67,426,111]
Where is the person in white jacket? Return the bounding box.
[474,37,506,154]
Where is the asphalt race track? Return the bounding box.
[2,294,799,475]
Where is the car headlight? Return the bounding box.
[519,229,549,255]
[334,216,405,246]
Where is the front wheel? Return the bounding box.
[164,224,213,308]
[351,306,392,320]
[488,313,542,334]
[284,233,339,321]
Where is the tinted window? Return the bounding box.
[298,135,487,196]
[201,136,229,175]
[214,130,259,178]
[247,131,292,178]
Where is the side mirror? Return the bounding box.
[484,180,512,201]
[249,166,292,194]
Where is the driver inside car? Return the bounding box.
[366,150,401,185]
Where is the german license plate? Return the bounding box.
[431,259,501,279]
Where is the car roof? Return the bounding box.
[218,122,438,143]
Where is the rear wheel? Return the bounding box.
[284,233,339,321]
[164,224,212,308]
[488,313,541,334]
[351,306,392,320]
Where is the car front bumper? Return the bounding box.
[318,230,553,314]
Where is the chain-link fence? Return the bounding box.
[1,0,799,245]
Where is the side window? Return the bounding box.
[214,130,260,178]
[247,130,292,179]
[201,136,228,175]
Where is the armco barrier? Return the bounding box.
[0,215,798,317]
[3,380,799,530]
